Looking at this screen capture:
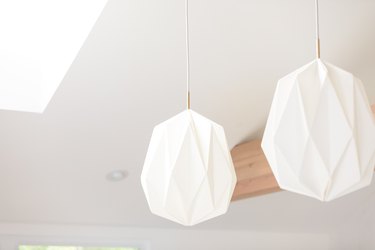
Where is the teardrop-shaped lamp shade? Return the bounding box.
[141,109,237,226]
[262,59,375,201]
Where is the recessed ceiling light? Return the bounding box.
[106,170,128,182]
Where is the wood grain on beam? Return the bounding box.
[231,139,279,201]
[231,104,375,201]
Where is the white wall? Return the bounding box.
[0,223,351,250]
[357,195,375,250]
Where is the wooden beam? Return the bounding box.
[231,139,280,201]
[231,104,375,201]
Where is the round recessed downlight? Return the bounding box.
[106,170,128,182]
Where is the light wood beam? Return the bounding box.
[231,104,375,201]
[230,139,280,201]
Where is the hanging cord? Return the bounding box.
[185,0,191,109]
[315,0,320,58]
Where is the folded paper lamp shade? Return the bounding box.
[262,59,375,201]
[141,109,237,226]
[0,0,107,113]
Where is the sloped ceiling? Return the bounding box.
[0,0,374,234]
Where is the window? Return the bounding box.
[19,246,139,250]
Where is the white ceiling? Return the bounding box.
[0,0,374,235]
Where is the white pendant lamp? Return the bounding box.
[141,0,237,226]
[262,0,375,201]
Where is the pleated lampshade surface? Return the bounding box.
[262,59,375,201]
[141,110,237,225]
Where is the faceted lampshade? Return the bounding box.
[0,0,108,113]
[141,109,237,226]
[262,59,375,201]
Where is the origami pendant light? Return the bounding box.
[141,0,237,226]
[262,0,375,201]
